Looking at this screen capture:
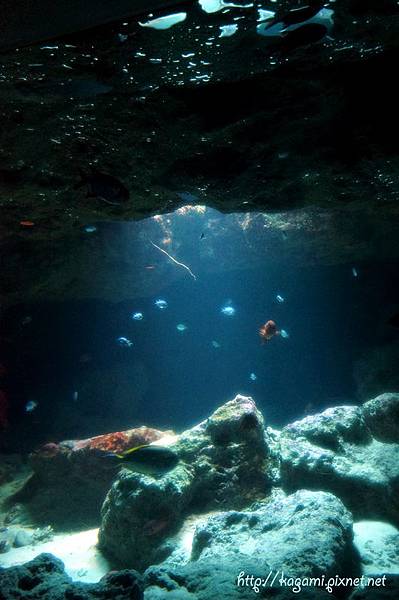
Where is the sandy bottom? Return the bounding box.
[0,528,111,583]
[2,517,398,583]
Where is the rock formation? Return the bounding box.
[98,395,272,568]
[8,426,172,529]
[278,394,399,526]
[2,393,399,598]
[0,553,143,600]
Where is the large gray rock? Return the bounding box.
[190,490,356,578]
[175,395,273,509]
[99,462,194,570]
[144,489,356,599]
[99,395,273,569]
[362,393,399,444]
[279,397,399,525]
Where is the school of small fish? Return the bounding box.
[19,261,367,423]
[116,292,293,395]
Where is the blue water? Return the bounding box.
[2,210,399,448]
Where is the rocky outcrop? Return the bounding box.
[100,462,193,571]
[190,490,356,575]
[144,489,357,599]
[0,553,143,600]
[98,395,273,568]
[174,394,273,509]
[279,394,399,526]
[3,393,399,599]
[362,393,399,444]
[9,426,172,530]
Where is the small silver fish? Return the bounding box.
[221,305,236,317]
[72,391,78,402]
[131,312,144,321]
[249,372,257,381]
[25,400,38,413]
[155,299,168,310]
[117,336,133,347]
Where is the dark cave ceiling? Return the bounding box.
[1,0,399,305]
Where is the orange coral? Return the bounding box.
[77,426,173,454]
[87,431,129,453]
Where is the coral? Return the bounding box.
[82,431,130,453]
[73,426,173,453]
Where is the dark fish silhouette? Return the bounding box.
[280,23,328,49]
[265,2,325,29]
[388,312,399,328]
[100,444,179,475]
[75,168,129,205]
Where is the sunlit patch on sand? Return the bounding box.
[0,528,110,583]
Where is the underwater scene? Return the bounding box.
[1,1,399,599]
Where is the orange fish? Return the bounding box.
[259,320,280,343]
[20,220,35,227]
